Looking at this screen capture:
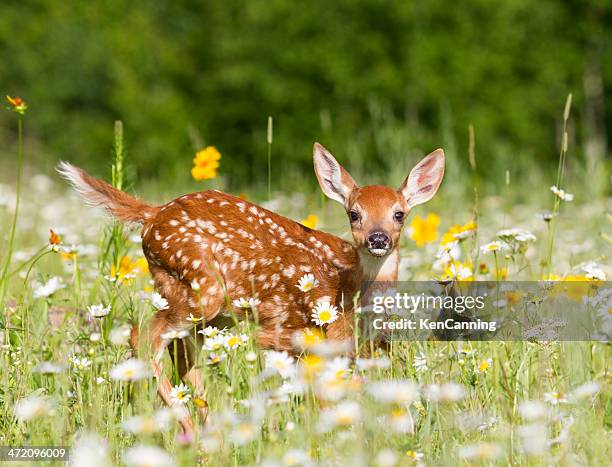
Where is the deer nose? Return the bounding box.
[367,232,390,249]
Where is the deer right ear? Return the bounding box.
[313,143,358,206]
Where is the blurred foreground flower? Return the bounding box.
[409,213,440,247]
[440,220,477,245]
[32,276,65,298]
[124,445,174,467]
[110,358,150,382]
[6,95,27,114]
[300,214,318,229]
[14,395,54,421]
[192,146,221,180]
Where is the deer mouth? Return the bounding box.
[367,247,391,257]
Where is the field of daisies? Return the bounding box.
[0,98,611,466]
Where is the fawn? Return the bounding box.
[58,143,444,432]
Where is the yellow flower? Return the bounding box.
[191,146,221,180]
[409,213,440,247]
[440,220,477,245]
[300,214,318,229]
[49,229,62,246]
[110,256,149,284]
[6,95,27,115]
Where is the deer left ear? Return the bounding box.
[399,149,445,209]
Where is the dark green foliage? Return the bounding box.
[0,0,610,189]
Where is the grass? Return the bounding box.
[0,103,610,466]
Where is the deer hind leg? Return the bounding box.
[134,264,224,432]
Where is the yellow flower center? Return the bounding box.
[319,310,331,322]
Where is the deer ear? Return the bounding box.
[313,143,358,206]
[399,149,445,209]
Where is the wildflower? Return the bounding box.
[405,450,424,461]
[14,395,54,421]
[150,292,169,310]
[497,228,536,244]
[517,423,548,455]
[88,304,111,318]
[123,445,175,467]
[229,420,259,445]
[319,400,362,432]
[375,449,398,467]
[32,276,65,298]
[6,95,27,114]
[122,411,171,435]
[90,332,101,343]
[409,213,440,247]
[109,325,131,346]
[550,185,574,202]
[459,442,502,460]
[518,401,547,421]
[71,356,92,371]
[300,214,318,229]
[191,146,221,180]
[299,354,324,381]
[582,262,606,281]
[33,361,65,374]
[49,229,62,247]
[367,380,419,405]
[323,356,351,381]
[224,333,248,350]
[440,220,477,245]
[232,297,261,310]
[161,329,189,341]
[245,351,258,363]
[264,350,296,379]
[443,262,473,281]
[110,256,148,284]
[282,449,311,467]
[543,391,568,405]
[207,353,226,365]
[203,334,226,352]
[190,280,201,291]
[413,352,428,372]
[424,382,465,402]
[69,432,111,467]
[570,381,600,401]
[109,358,150,382]
[170,383,191,405]
[480,241,507,255]
[386,408,414,434]
[296,273,319,292]
[186,313,203,323]
[476,358,493,373]
[311,301,339,326]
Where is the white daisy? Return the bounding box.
[413,352,428,372]
[318,400,362,432]
[296,273,319,292]
[150,292,169,310]
[264,350,296,379]
[170,383,191,405]
[14,395,54,421]
[224,333,248,350]
[550,185,574,202]
[88,304,111,318]
[479,241,507,255]
[543,391,568,405]
[367,380,419,404]
[232,297,261,310]
[123,445,175,467]
[448,262,473,281]
[186,313,203,323]
[71,356,92,371]
[32,276,65,298]
[311,301,339,326]
[109,358,150,382]
[160,329,189,341]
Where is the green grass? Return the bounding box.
[0,112,610,466]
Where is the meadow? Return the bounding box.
[0,96,610,467]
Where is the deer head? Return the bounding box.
[313,142,445,259]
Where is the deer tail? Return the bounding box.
[57,161,157,224]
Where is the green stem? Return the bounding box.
[0,116,23,307]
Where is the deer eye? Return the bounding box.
[349,211,360,222]
[394,211,405,223]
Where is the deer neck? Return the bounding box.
[357,248,399,283]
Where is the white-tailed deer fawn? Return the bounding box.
[58,143,444,433]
